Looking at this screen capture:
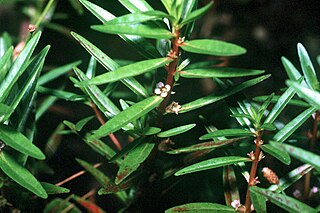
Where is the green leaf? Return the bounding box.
[297,43,319,90]
[72,67,121,119]
[1,46,50,122]
[271,142,320,172]
[0,31,41,102]
[157,124,196,138]
[250,187,268,213]
[38,60,81,86]
[264,86,296,124]
[253,95,310,108]
[257,93,274,123]
[200,129,254,140]
[41,182,70,194]
[68,0,84,15]
[281,56,308,87]
[116,142,155,184]
[142,127,161,135]
[261,144,291,165]
[179,1,213,27]
[175,156,250,176]
[250,186,317,213]
[44,123,64,159]
[0,46,13,82]
[79,0,161,59]
[180,75,270,113]
[0,124,45,160]
[287,80,320,110]
[74,116,95,131]
[273,106,316,143]
[165,203,235,212]
[180,39,246,56]
[0,151,47,198]
[161,0,183,21]
[36,95,58,121]
[109,137,144,163]
[71,32,148,97]
[84,137,118,162]
[36,86,84,101]
[76,57,172,86]
[90,96,163,140]
[86,56,96,78]
[118,0,153,12]
[180,67,264,78]
[167,137,247,154]
[106,11,172,25]
[268,164,313,193]
[91,23,173,39]
[223,166,240,206]
[259,123,276,131]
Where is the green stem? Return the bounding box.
[35,0,55,27]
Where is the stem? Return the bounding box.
[158,28,181,113]
[90,102,122,150]
[244,133,262,213]
[303,111,319,200]
[34,0,55,27]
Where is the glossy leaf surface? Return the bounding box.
[0,124,45,159]
[250,186,317,213]
[180,67,264,78]
[116,142,155,184]
[0,151,47,198]
[250,187,267,213]
[157,124,196,138]
[180,75,270,113]
[181,39,246,56]
[175,156,250,176]
[165,202,235,212]
[200,129,254,140]
[41,182,70,194]
[261,144,291,165]
[179,1,213,27]
[90,96,163,139]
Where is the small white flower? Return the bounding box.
[154,82,171,98]
[231,199,241,209]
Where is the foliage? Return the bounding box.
[0,0,319,212]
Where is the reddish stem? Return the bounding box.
[158,29,181,113]
[90,102,122,150]
[244,133,262,213]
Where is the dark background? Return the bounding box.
[0,0,319,212]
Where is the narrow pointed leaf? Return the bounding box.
[287,80,320,109]
[297,43,319,90]
[0,151,47,198]
[38,60,81,86]
[180,75,270,113]
[250,187,268,213]
[281,56,308,87]
[91,24,173,39]
[142,127,161,135]
[73,67,121,118]
[165,203,234,212]
[41,182,70,194]
[90,96,163,139]
[116,142,155,184]
[253,95,310,108]
[180,67,264,78]
[167,137,247,154]
[250,186,317,213]
[36,86,84,101]
[179,1,213,27]
[106,11,172,25]
[0,124,45,160]
[75,116,95,131]
[175,156,250,176]
[0,46,13,82]
[79,0,160,58]
[261,144,291,165]
[109,137,144,163]
[119,0,153,12]
[84,137,118,162]
[36,95,58,121]
[273,106,316,143]
[180,39,246,56]
[0,31,41,102]
[271,142,320,172]
[223,166,240,206]
[268,164,313,193]
[264,86,296,124]
[76,57,172,86]
[44,123,64,159]
[200,129,254,140]
[157,124,196,138]
[71,33,148,97]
